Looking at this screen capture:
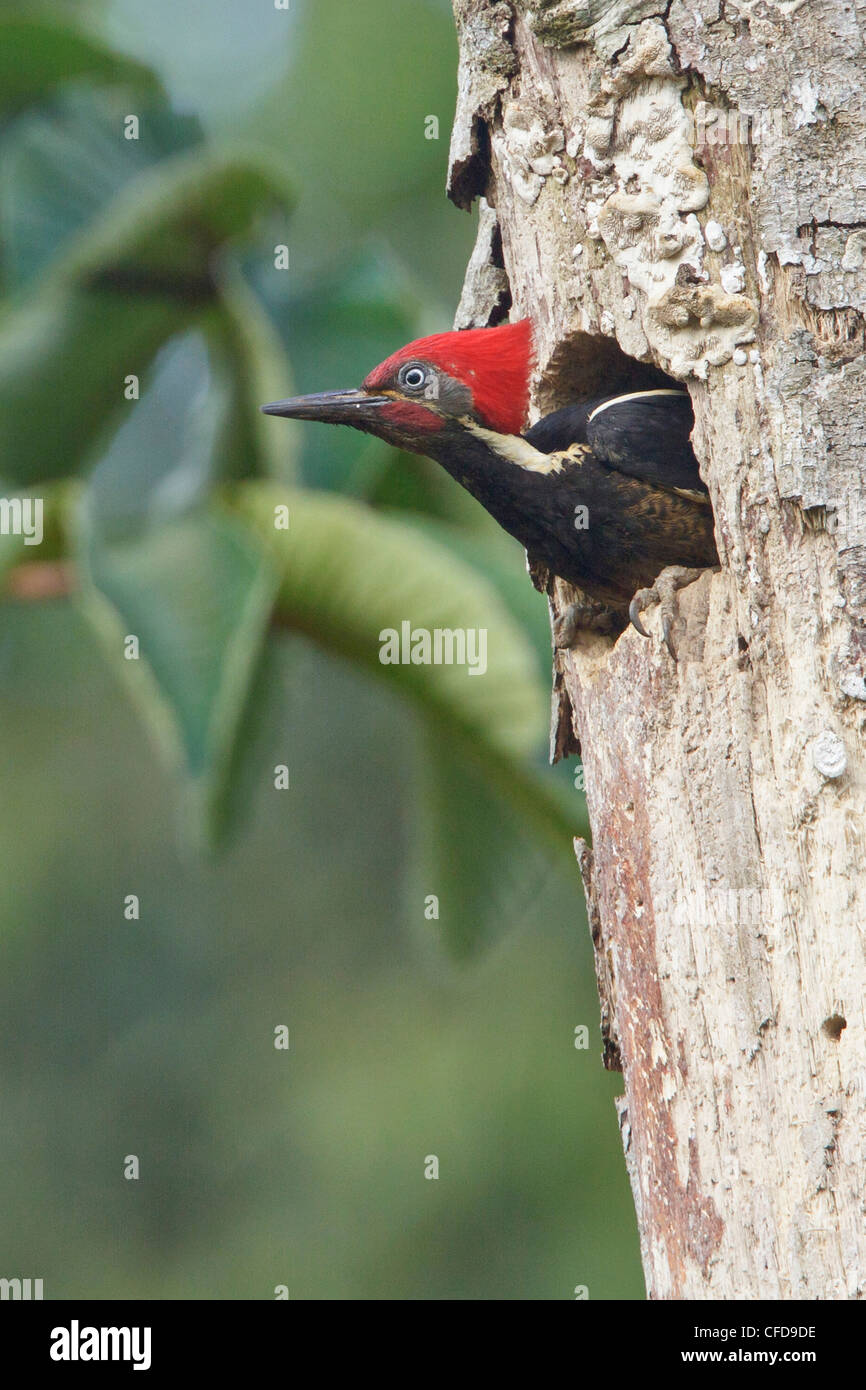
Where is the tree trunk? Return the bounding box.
[449,0,866,1300]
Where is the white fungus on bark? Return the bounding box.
[704,220,727,253]
[811,730,847,780]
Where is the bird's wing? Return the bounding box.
[525,391,709,500]
[522,400,598,452]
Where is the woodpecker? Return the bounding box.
[261,319,718,655]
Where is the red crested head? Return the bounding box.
[362,319,534,436]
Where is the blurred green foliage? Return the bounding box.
[0,0,643,1298]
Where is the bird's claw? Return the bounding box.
[628,566,707,661]
[627,594,651,641]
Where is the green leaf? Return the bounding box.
[0,290,192,486]
[233,482,584,952]
[412,726,582,960]
[236,482,545,761]
[72,325,290,847]
[0,86,203,291]
[83,332,227,540]
[209,269,298,485]
[57,144,292,285]
[82,308,294,534]
[395,513,558,674]
[0,146,293,485]
[76,505,279,850]
[0,17,162,117]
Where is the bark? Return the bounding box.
[449,0,866,1300]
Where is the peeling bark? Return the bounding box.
[450,0,866,1299]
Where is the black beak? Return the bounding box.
[260,388,391,426]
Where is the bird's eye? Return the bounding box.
[399,364,428,391]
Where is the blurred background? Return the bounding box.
[0,0,642,1298]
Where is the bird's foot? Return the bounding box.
[554,596,622,649]
[628,566,707,660]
